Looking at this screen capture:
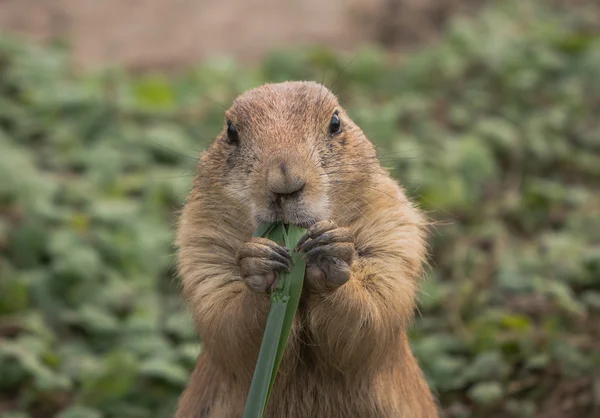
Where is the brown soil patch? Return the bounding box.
[0,0,484,71]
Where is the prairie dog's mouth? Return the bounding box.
[251,177,330,229]
[257,205,320,229]
[253,193,327,228]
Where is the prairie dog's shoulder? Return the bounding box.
[345,172,428,278]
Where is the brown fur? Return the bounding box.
[175,81,439,417]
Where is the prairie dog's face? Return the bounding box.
[208,81,375,228]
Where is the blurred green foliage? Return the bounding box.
[1,2,600,417]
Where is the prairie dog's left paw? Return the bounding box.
[296,221,354,290]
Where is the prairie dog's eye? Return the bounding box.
[328,111,342,135]
[226,121,239,145]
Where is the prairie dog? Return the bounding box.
[175,81,438,417]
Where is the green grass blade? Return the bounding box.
[267,224,306,396]
[253,222,276,238]
[242,300,287,418]
[243,222,306,418]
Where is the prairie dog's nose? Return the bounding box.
[267,161,306,198]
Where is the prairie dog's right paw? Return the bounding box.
[236,237,293,293]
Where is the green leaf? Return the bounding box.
[467,381,504,405]
[0,271,30,314]
[243,222,307,418]
[81,351,138,405]
[462,351,510,383]
[268,224,306,396]
[139,357,189,386]
[243,297,286,418]
[132,75,175,110]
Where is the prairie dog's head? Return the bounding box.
[198,81,378,228]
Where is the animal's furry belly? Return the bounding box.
[180,353,409,418]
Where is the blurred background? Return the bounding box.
[0,0,599,417]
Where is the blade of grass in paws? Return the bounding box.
[244,222,283,418]
[252,222,276,238]
[243,222,306,418]
[267,224,306,396]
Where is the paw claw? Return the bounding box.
[296,220,338,249]
[298,221,355,291]
[237,237,293,293]
[297,229,353,253]
[304,242,354,262]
